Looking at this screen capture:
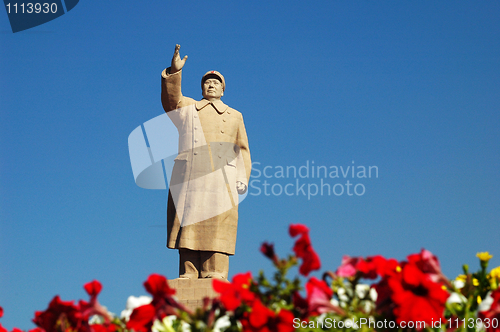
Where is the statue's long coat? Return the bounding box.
[161,68,251,255]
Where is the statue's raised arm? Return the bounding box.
[170,44,188,74]
[161,44,195,112]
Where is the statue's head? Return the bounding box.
[201,70,225,101]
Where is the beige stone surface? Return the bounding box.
[179,249,229,279]
[168,278,225,310]
[160,44,251,278]
[162,69,251,255]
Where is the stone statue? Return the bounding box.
[161,45,251,279]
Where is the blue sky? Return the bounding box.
[1,1,499,328]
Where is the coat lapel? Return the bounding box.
[196,99,228,114]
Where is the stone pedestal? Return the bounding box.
[168,278,225,310]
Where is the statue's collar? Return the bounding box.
[196,99,228,114]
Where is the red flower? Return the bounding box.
[357,255,399,279]
[373,277,395,318]
[388,263,448,326]
[80,280,112,323]
[28,328,45,332]
[0,306,6,332]
[213,272,255,310]
[336,255,362,277]
[289,224,309,237]
[289,224,321,276]
[32,280,113,332]
[126,305,156,332]
[478,289,500,332]
[11,329,24,332]
[147,274,190,315]
[260,242,276,261]
[32,295,88,332]
[336,255,398,280]
[84,280,102,299]
[90,324,116,332]
[291,292,309,318]
[407,249,449,284]
[241,300,294,332]
[127,274,191,331]
[305,277,344,316]
[143,274,176,299]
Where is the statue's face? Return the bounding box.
[202,78,224,100]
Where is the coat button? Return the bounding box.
[223,119,226,122]
[227,111,231,114]
[221,130,224,133]
[194,152,198,155]
[218,155,222,158]
[194,139,198,143]
[194,126,198,130]
[194,114,198,118]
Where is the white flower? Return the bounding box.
[355,284,377,313]
[453,279,465,289]
[89,308,115,324]
[344,318,359,329]
[213,315,231,332]
[355,284,370,299]
[446,292,467,305]
[337,288,349,302]
[180,321,191,332]
[152,316,191,332]
[316,313,327,325]
[152,316,176,332]
[120,295,153,321]
[476,320,486,332]
[478,291,494,312]
[89,315,105,325]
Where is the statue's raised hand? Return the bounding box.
[171,44,188,74]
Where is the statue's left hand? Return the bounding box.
[237,181,247,195]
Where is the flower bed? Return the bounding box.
[1,224,499,332]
